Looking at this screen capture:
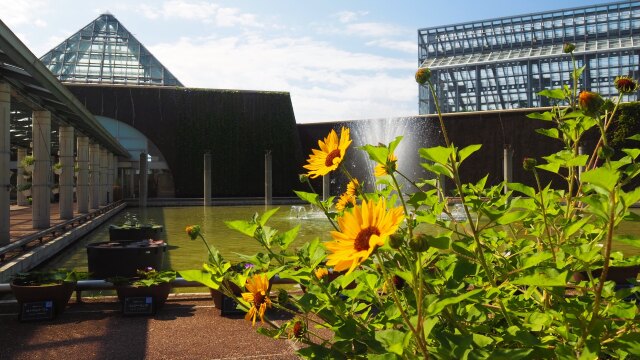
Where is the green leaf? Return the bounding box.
[420,162,453,179]
[573,65,586,81]
[508,183,536,198]
[512,268,570,287]
[178,269,220,289]
[627,134,640,142]
[367,354,400,360]
[277,225,299,250]
[294,190,319,205]
[617,332,640,354]
[458,144,482,163]
[607,301,637,319]
[496,210,529,225]
[621,187,640,208]
[520,253,554,271]
[427,235,451,249]
[426,289,482,316]
[622,148,640,160]
[536,162,560,175]
[375,329,408,355]
[535,128,559,139]
[538,88,566,100]
[225,220,258,237]
[527,111,554,121]
[472,333,494,348]
[614,234,640,248]
[360,144,388,164]
[388,136,403,154]
[563,216,591,238]
[581,167,620,193]
[419,146,454,165]
[259,208,279,225]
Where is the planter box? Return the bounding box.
[86,240,167,279]
[574,265,640,286]
[108,225,164,241]
[116,282,171,315]
[10,281,75,321]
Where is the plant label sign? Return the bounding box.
[123,296,154,315]
[20,301,55,321]
[221,295,244,316]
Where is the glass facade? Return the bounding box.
[418,1,640,114]
[40,13,183,87]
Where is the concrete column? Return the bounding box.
[106,152,113,203]
[76,136,89,213]
[265,150,272,206]
[503,145,514,195]
[88,142,100,210]
[16,147,28,206]
[203,152,211,206]
[129,167,135,198]
[139,152,148,207]
[100,147,108,205]
[0,83,9,243]
[58,126,74,219]
[322,175,330,201]
[32,110,51,229]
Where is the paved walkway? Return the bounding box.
[0,293,300,360]
[8,203,83,242]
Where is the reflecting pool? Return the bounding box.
[42,205,334,272]
[41,206,640,273]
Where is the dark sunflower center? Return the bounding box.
[325,149,341,167]
[354,226,381,251]
[254,292,266,306]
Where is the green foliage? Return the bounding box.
[12,269,88,286]
[110,268,176,287]
[184,57,640,358]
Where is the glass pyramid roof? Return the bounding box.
[40,13,183,86]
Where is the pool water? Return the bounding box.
[42,205,334,272]
[41,206,640,273]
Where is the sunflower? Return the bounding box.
[375,153,398,177]
[345,178,359,197]
[336,192,356,212]
[303,127,352,178]
[241,274,271,326]
[325,198,404,274]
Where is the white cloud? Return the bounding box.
[149,34,418,122]
[344,22,406,38]
[366,39,416,54]
[1,0,48,28]
[334,10,368,24]
[134,0,260,27]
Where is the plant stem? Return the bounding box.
[532,169,557,262]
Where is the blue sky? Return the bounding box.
[1,0,611,123]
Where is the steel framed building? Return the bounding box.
[417,1,640,114]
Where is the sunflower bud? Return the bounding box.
[578,91,604,117]
[614,76,639,94]
[523,157,537,171]
[415,67,431,85]
[409,234,430,253]
[298,174,309,183]
[277,288,289,304]
[388,233,404,249]
[185,225,201,240]
[563,42,576,54]
[597,145,614,160]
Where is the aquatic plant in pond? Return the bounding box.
[183,43,640,359]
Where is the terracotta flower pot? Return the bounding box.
[209,281,242,311]
[10,281,75,318]
[115,282,172,314]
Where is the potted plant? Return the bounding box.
[10,269,86,320]
[108,213,164,241]
[21,155,34,173]
[179,225,255,312]
[110,267,176,315]
[52,162,62,175]
[17,182,31,197]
